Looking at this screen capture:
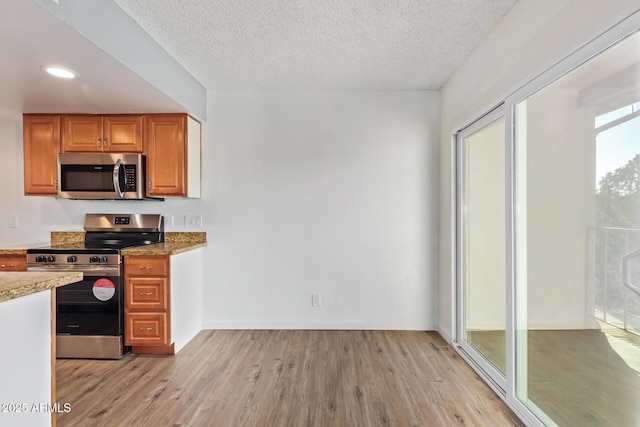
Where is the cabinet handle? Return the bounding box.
[148,180,151,190]
[139,266,153,270]
[139,327,154,331]
[0,264,14,268]
[139,292,153,296]
[103,138,107,149]
[55,179,58,189]
[97,137,101,148]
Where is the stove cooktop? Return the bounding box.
[26,213,165,264]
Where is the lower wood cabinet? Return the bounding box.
[0,255,27,271]
[126,312,169,345]
[123,248,204,356]
[124,255,173,353]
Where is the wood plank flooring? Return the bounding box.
[56,330,523,426]
[468,327,640,426]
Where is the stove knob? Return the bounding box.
[67,256,78,263]
[35,255,46,263]
[100,256,109,263]
[46,255,56,263]
[90,256,99,263]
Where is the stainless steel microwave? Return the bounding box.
[58,153,159,200]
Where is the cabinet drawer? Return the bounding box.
[125,256,168,276]
[0,255,26,271]
[126,277,168,310]
[125,312,169,346]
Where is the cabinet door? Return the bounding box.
[146,114,186,196]
[0,255,26,271]
[103,115,143,152]
[62,116,103,152]
[23,115,60,195]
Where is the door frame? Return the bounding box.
[453,104,508,393]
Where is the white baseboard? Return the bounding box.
[436,326,453,344]
[202,320,437,331]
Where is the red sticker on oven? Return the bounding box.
[93,278,116,301]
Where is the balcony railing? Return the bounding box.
[589,227,640,335]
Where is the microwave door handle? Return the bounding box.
[112,158,125,198]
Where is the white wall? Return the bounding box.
[0,90,440,330]
[205,91,440,329]
[439,0,640,341]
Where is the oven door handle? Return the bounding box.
[113,158,125,199]
[27,265,121,277]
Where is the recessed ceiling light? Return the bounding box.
[41,65,77,79]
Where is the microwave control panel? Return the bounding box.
[125,165,136,191]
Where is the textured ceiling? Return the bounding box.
[114,0,518,90]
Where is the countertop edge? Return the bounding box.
[0,249,28,255]
[0,242,51,255]
[121,241,207,256]
[0,272,84,304]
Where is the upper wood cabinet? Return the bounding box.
[23,113,200,198]
[145,114,201,198]
[23,115,60,195]
[62,115,143,153]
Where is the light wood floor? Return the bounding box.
[56,330,523,426]
[469,328,640,427]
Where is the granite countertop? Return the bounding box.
[121,241,206,256]
[120,231,207,256]
[0,242,50,255]
[0,232,206,256]
[0,272,83,304]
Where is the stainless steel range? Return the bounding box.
[26,214,164,359]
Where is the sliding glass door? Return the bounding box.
[457,109,507,389]
[512,29,640,427]
[455,14,640,427]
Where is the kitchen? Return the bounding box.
[1,1,639,426]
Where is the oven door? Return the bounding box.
[28,265,123,336]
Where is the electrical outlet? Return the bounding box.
[164,215,174,228]
[9,215,18,228]
[185,215,203,228]
[312,294,321,307]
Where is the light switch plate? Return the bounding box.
[185,215,202,228]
